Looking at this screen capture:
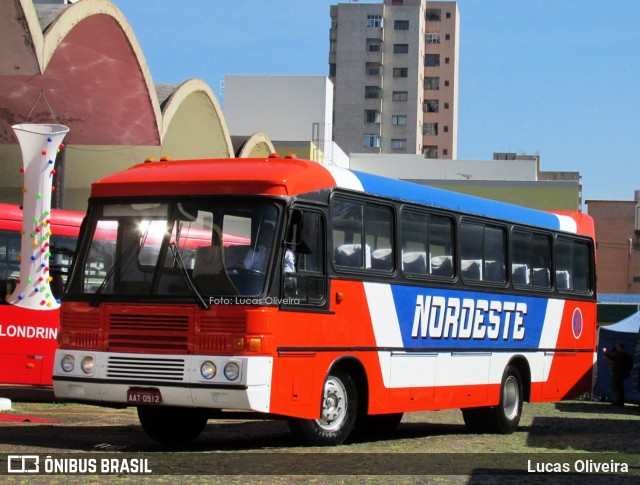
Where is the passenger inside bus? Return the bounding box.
[283,244,297,273]
[283,243,297,298]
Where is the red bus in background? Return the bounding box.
[0,202,247,388]
[0,203,83,387]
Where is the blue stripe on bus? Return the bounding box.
[351,170,562,231]
[390,285,550,350]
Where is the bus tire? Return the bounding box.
[288,370,357,446]
[137,406,208,444]
[462,366,523,434]
[491,365,523,434]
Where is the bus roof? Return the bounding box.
[90,158,337,199]
[90,158,585,234]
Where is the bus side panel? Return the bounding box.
[236,287,593,419]
[364,282,596,410]
[0,204,81,388]
[269,353,316,416]
[270,279,388,419]
[534,299,596,402]
[0,305,59,386]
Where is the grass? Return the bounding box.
[1,399,639,483]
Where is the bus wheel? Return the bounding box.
[492,365,523,434]
[463,365,523,434]
[137,406,208,444]
[288,370,357,446]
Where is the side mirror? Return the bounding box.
[287,210,316,254]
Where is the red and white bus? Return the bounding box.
[0,203,84,387]
[53,157,596,445]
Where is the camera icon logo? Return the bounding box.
[7,455,40,474]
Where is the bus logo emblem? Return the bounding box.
[572,308,583,339]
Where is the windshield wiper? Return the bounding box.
[90,237,141,307]
[168,242,208,309]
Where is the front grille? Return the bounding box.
[106,355,185,381]
[61,307,100,329]
[108,313,190,352]
[62,313,96,327]
[199,314,246,352]
[199,314,246,333]
[61,306,100,348]
[74,332,100,348]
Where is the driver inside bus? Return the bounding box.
[243,223,275,273]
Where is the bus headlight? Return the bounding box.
[224,362,240,381]
[200,361,216,380]
[80,356,94,374]
[61,355,75,373]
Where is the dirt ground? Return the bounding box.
[0,396,639,483]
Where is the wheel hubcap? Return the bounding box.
[502,375,520,420]
[316,377,347,431]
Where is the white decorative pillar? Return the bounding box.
[9,123,69,309]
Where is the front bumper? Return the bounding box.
[52,350,273,412]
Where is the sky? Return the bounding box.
[111,0,640,204]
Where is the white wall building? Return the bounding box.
[349,153,537,181]
[224,75,348,166]
[349,153,581,211]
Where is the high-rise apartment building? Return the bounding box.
[329,0,459,159]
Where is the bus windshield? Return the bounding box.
[66,199,279,303]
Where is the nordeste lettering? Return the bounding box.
[411,295,527,341]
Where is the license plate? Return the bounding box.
[126,387,162,405]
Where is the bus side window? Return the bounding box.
[400,209,426,276]
[460,222,483,282]
[332,198,393,273]
[332,199,364,269]
[511,231,531,286]
[429,215,454,278]
[461,221,505,284]
[556,238,592,292]
[512,230,551,289]
[365,205,392,271]
[49,235,78,299]
[400,210,454,278]
[573,242,591,291]
[0,231,20,304]
[296,214,323,274]
[531,234,551,288]
[284,211,325,305]
[484,226,506,283]
[555,239,572,290]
